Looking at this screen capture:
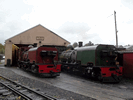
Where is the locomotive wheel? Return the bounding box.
[32,66,38,73]
[61,65,64,71]
[20,64,23,68]
[25,64,30,71]
[84,69,91,77]
[22,64,27,70]
[91,71,95,77]
[98,75,103,81]
[18,63,21,68]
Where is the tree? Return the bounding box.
[84,41,94,46]
[73,42,78,48]
[0,43,5,54]
[67,44,74,50]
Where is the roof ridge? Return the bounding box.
[5,24,41,41]
[5,24,70,44]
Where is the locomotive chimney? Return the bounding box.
[79,42,83,47]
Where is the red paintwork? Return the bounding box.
[123,53,133,78]
[18,46,61,76]
[100,66,123,77]
[37,47,58,63]
[28,50,37,63]
[38,64,61,73]
[28,47,58,64]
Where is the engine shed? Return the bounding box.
[5,24,70,66]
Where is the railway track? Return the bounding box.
[0,75,61,100]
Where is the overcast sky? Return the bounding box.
[0,0,133,46]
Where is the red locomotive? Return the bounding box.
[18,45,61,77]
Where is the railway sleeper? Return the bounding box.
[0,89,9,94]
[0,75,59,100]
[2,91,12,96]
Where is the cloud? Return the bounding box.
[0,12,7,23]
[0,0,34,44]
[0,0,133,46]
[121,0,133,10]
[57,21,91,34]
[126,20,133,24]
[55,21,93,44]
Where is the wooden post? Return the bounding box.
[114,11,118,48]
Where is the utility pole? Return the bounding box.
[114,11,118,48]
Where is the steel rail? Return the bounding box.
[0,82,31,100]
[0,74,57,100]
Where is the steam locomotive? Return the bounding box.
[60,44,123,82]
[18,45,61,77]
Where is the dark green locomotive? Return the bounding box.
[60,44,123,82]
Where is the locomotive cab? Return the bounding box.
[95,45,123,82]
[40,50,58,64]
[99,47,118,66]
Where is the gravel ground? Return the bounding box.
[0,65,95,100]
